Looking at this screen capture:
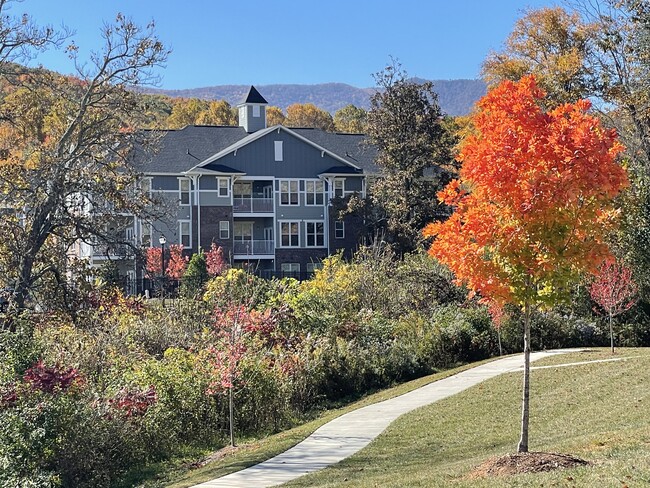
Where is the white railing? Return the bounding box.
[233,240,274,255]
[233,197,273,213]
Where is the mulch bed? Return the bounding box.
[469,452,590,478]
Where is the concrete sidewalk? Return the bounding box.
[192,350,574,488]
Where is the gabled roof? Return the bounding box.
[133,125,379,176]
[186,125,363,173]
[292,128,380,174]
[133,126,248,174]
[239,85,268,105]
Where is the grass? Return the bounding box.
[144,359,494,487]
[281,347,650,487]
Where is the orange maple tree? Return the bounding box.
[145,244,188,280]
[424,75,628,453]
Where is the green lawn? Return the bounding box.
[282,348,650,487]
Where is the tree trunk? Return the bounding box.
[497,328,503,356]
[609,311,615,355]
[229,383,235,447]
[517,301,531,453]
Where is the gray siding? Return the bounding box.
[240,104,266,133]
[200,193,231,206]
[217,131,351,178]
[151,175,183,191]
[275,205,326,220]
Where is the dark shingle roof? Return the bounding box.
[202,163,246,174]
[292,128,380,174]
[134,126,248,173]
[241,86,268,105]
[133,125,379,175]
[320,166,363,175]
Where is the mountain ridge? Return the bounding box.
[136,79,486,116]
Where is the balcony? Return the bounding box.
[93,242,136,259]
[233,196,273,214]
[233,239,274,256]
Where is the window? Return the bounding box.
[219,221,229,239]
[306,262,323,273]
[306,221,325,247]
[141,223,152,247]
[253,105,260,117]
[279,180,299,205]
[126,270,136,295]
[280,221,299,247]
[274,141,283,161]
[179,220,191,248]
[179,178,190,206]
[335,220,345,239]
[281,263,300,275]
[234,221,253,241]
[333,179,345,198]
[233,181,252,198]
[305,180,324,205]
[218,177,230,197]
[140,178,151,195]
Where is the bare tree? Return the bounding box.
[0,8,169,317]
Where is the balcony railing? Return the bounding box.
[233,239,274,255]
[93,240,136,258]
[233,197,273,213]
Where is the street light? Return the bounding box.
[159,235,166,307]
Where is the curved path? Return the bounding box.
[192,349,576,488]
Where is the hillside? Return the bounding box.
[137,79,486,116]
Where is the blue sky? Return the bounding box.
[25,0,559,89]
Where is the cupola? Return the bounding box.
[237,85,268,133]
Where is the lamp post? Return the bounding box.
[159,235,166,308]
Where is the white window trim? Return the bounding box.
[333,178,346,198]
[178,177,191,206]
[141,223,152,247]
[217,177,230,197]
[219,220,230,240]
[335,220,345,239]
[179,219,192,249]
[253,105,261,118]
[140,177,152,196]
[278,220,301,248]
[234,221,254,240]
[304,179,325,206]
[306,262,323,272]
[305,220,326,248]
[281,262,300,273]
[233,181,253,197]
[278,179,300,206]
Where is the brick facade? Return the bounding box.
[198,206,233,258]
[275,248,328,272]
[329,213,364,259]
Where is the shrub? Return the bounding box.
[181,252,209,298]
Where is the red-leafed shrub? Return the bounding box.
[109,385,158,418]
[206,242,228,277]
[23,360,84,394]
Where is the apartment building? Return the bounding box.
[82,86,378,282]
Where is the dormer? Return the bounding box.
[238,85,268,133]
